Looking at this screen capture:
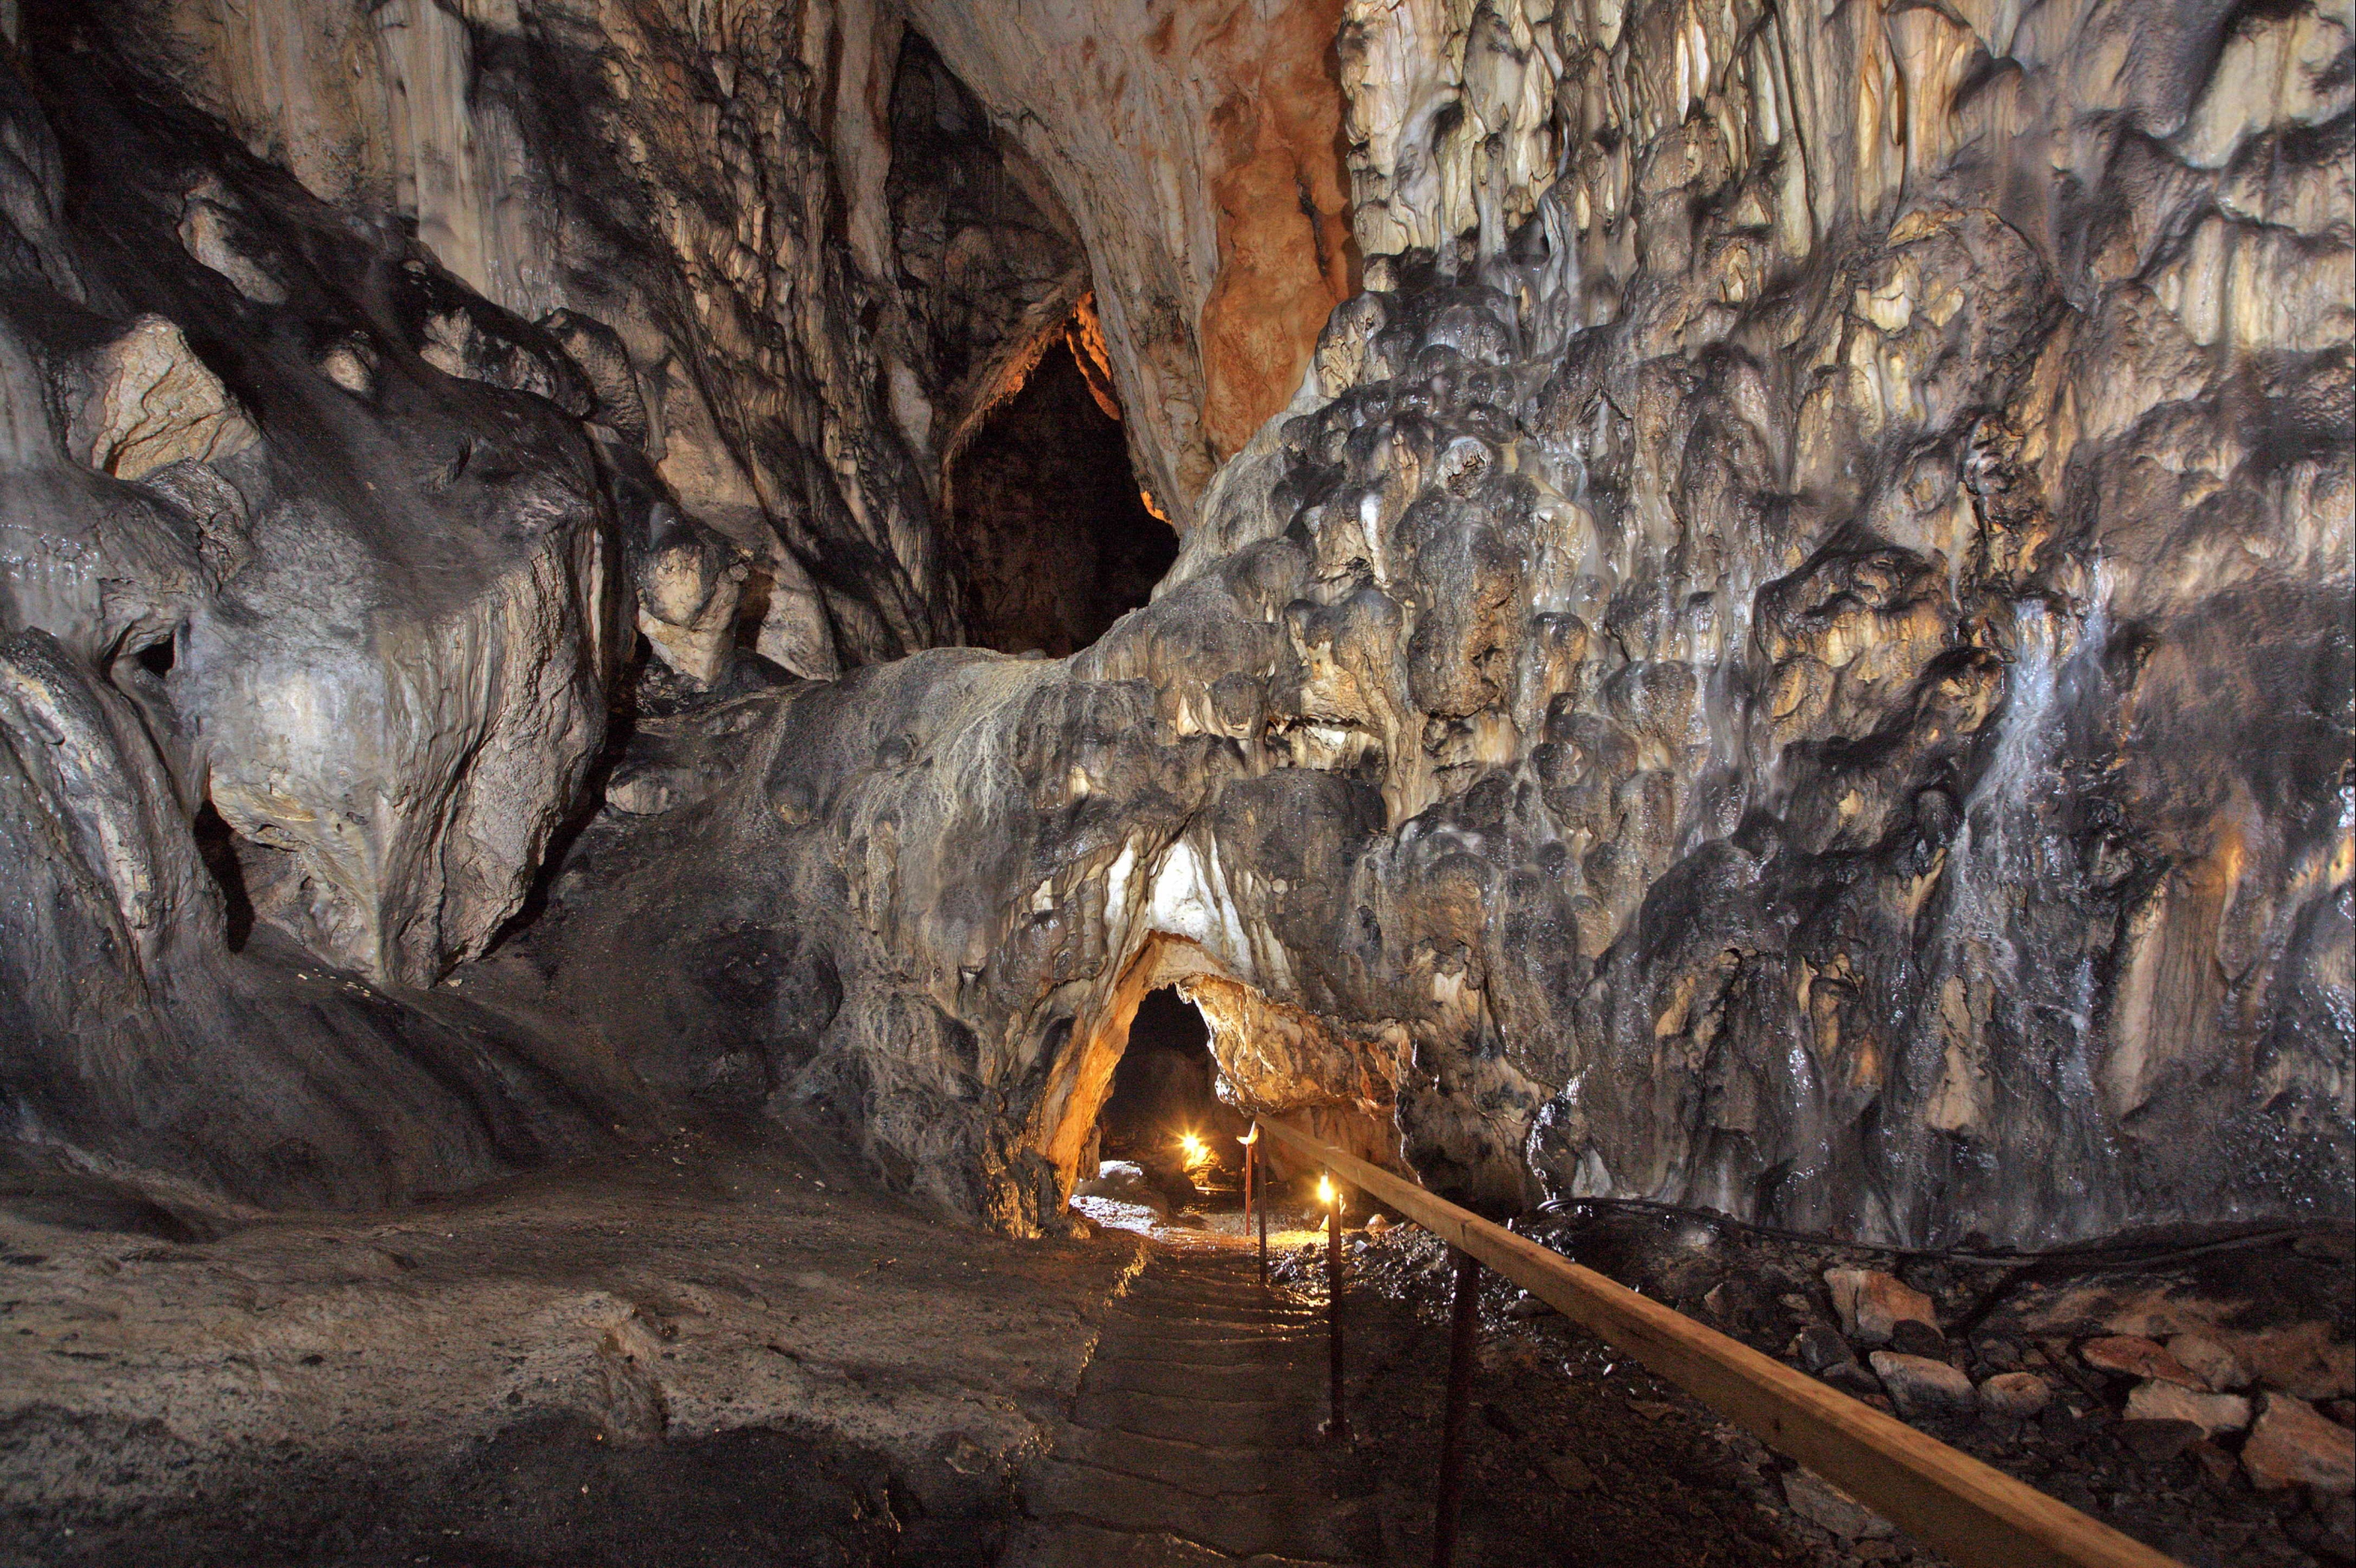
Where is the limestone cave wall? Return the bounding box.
[0,0,2347,1244]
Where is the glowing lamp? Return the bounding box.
[1317,1175,1337,1208]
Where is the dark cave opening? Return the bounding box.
[885,27,1175,657]
[1097,988,1248,1203]
[191,799,254,952]
[944,332,1176,657]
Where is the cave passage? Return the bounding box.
[944,333,1177,656]
[1097,987,1249,1204]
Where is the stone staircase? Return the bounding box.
[1005,1239,1377,1566]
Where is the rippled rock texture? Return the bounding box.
[0,0,2348,1243]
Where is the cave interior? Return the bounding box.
[0,0,2349,1562]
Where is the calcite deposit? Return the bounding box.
[0,0,2348,1253]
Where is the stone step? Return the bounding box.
[999,1519,1342,1567]
[1082,1355,1317,1403]
[1024,1458,1376,1561]
[1087,1339,1323,1372]
[1052,1426,1346,1498]
[1070,1387,1328,1448]
[1103,1300,1322,1331]
[1114,1287,1319,1319]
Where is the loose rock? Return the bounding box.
[2124,1380,2252,1437]
[2243,1392,2356,1494]
[1888,1320,1949,1361]
[1867,1352,1976,1419]
[1978,1371,2053,1420]
[1794,1324,1855,1375]
[2167,1333,2253,1392]
[2080,1336,2199,1387]
[1826,1269,1936,1348]
[1781,1468,1895,1540]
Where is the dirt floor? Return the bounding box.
[0,1125,1140,1567]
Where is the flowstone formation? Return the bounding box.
[572,0,2351,1242]
[0,0,2347,1253]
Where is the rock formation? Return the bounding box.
[0,0,2348,1246]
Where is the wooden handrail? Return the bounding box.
[1258,1118,2183,1568]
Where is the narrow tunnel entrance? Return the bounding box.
[943,322,1176,656]
[1081,987,1248,1222]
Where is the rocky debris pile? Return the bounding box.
[1304,1221,1914,1565]
[1326,1212,2356,1565]
[1500,1203,2356,1565]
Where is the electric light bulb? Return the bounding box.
[1317,1175,1336,1207]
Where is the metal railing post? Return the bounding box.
[1325,1171,1349,1442]
[1242,1127,1256,1247]
[1432,1247,1482,1568]
[1253,1125,1269,1286]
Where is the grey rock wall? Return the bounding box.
[539,0,2351,1243]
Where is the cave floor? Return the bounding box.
[0,1128,1141,1566]
[8,1142,2337,1567]
[0,1135,1880,1568]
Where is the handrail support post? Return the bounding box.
[1324,1172,1349,1443]
[1432,1246,1481,1568]
[1253,1125,1269,1286]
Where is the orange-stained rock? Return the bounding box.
[2243,1392,2356,1494]
[1198,0,1357,463]
[2081,1336,2201,1387]
[1825,1269,1937,1347]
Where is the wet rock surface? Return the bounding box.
[1007,1240,1377,1565]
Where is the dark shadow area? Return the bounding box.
[944,340,1176,656]
[190,798,254,952]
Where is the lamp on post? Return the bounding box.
[1320,1169,1349,1443]
[1239,1124,1263,1283]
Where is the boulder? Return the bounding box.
[1826,1269,1937,1348]
[1794,1324,1856,1375]
[1867,1352,1976,1419]
[1889,1320,1949,1360]
[1979,1371,2053,1420]
[2124,1381,2250,1438]
[2168,1333,2254,1392]
[1821,1362,1884,1400]
[2117,1420,2204,1465]
[2243,1392,2356,1494]
[2081,1336,2199,1387]
[1073,1161,1170,1216]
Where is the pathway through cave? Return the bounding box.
[1006,1235,1375,1564]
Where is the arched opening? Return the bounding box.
[942,322,1175,656]
[1075,985,1248,1225]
